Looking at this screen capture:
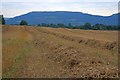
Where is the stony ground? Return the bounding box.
[2,25,118,78]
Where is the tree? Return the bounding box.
[2,15,5,24]
[20,20,28,25]
[0,15,5,24]
[38,24,41,26]
[83,23,91,29]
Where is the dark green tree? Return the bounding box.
[38,24,41,26]
[20,20,28,25]
[0,15,5,24]
[94,24,107,30]
[2,15,5,24]
[83,23,91,29]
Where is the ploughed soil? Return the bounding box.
[2,25,118,78]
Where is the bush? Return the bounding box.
[20,20,28,25]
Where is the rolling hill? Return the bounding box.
[5,11,118,25]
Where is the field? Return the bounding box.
[2,25,118,78]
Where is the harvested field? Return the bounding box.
[2,25,118,78]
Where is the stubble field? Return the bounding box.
[2,25,118,78]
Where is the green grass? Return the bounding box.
[3,40,32,78]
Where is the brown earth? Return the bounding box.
[2,25,118,78]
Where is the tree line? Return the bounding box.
[37,23,120,30]
[0,15,120,30]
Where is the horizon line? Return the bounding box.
[3,11,119,18]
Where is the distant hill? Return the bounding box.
[5,11,118,25]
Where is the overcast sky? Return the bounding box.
[1,0,119,18]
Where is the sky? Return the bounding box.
[1,0,119,18]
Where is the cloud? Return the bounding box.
[2,0,119,2]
